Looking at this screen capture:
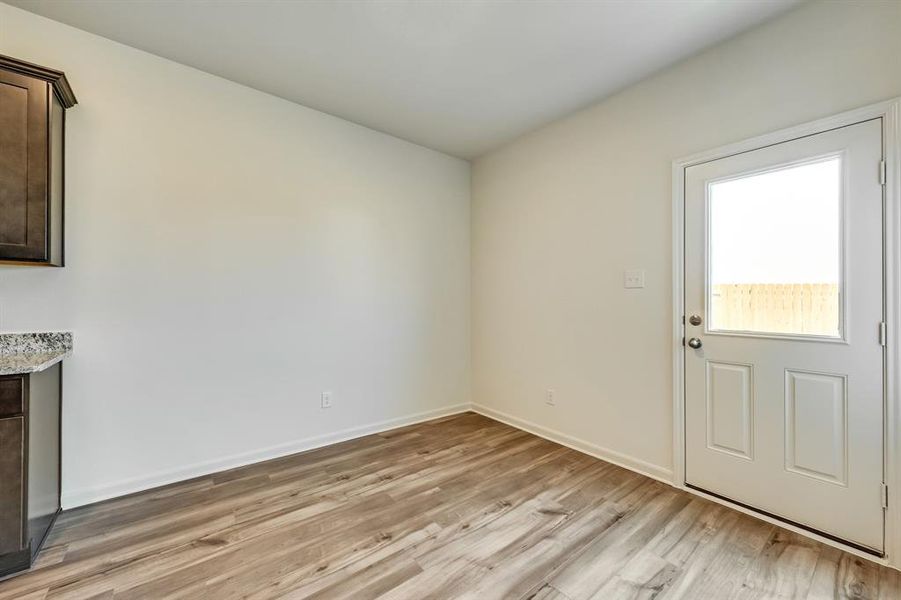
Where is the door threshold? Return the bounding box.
[686,483,883,558]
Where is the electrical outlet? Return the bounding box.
[545,389,555,406]
[320,391,333,409]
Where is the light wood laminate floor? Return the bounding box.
[0,412,898,599]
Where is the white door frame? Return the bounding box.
[672,98,901,568]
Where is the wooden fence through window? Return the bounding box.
[710,283,839,336]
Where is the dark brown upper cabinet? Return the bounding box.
[0,55,76,267]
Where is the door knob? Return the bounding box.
[687,337,702,349]
[689,314,702,326]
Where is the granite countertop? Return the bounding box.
[0,332,73,376]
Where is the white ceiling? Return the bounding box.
[6,0,801,159]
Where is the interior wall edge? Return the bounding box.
[61,402,471,509]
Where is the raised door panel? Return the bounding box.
[0,416,25,554]
[0,69,48,262]
[784,370,848,486]
[0,81,27,246]
[706,361,754,460]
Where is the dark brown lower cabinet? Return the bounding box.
[0,364,61,579]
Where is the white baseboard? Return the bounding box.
[62,403,470,508]
[62,402,673,507]
[471,403,674,484]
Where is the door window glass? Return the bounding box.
[708,157,842,337]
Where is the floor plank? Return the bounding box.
[0,412,896,599]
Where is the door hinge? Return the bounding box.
[882,483,889,509]
[880,321,887,346]
[880,160,887,185]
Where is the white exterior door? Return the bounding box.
[684,119,885,553]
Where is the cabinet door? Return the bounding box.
[0,416,25,554]
[0,69,49,262]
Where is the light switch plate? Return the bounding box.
[624,269,645,289]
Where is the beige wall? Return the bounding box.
[472,0,901,479]
[0,4,471,506]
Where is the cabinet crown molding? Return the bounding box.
[0,54,77,108]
